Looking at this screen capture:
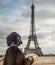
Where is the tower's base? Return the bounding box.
[24,47,43,56]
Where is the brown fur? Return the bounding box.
[3,47,25,65]
[3,47,34,65]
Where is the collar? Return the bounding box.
[9,43,17,47]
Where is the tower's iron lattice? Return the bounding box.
[24,2,43,56]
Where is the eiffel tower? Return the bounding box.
[24,1,43,56]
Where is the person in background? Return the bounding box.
[3,32,34,65]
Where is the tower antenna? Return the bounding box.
[32,0,34,4]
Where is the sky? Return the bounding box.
[0,0,55,55]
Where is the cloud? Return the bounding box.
[1,0,55,20]
[35,0,55,5]
[35,10,55,19]
[0,0,12,5]
[0,16,13,42]
[0,17,55,54]
[0,16,30,39]
[0,0,55,54]
[0,16,30,54]
[17,0,55,20]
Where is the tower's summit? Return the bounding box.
[31,3,35,9]
[24,1,43,56]
[31,1,35,36]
